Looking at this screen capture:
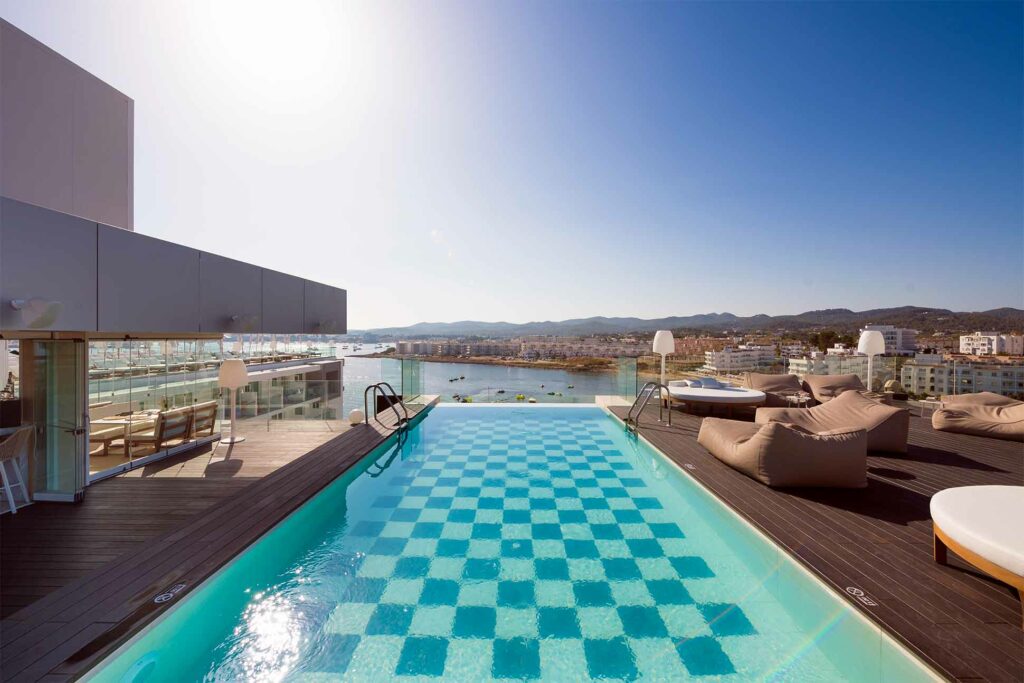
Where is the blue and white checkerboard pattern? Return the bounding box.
[303,411,762,680]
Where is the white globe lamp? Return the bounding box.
[218,359,249,444]
[349,408,365,425]
[652,330,675,388]
[857,330,886,392]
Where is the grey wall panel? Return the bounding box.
[199,253,262,333]
[303,281,347,334]
[97,225,199,333]
[0,20,134,230]
[0,198,97,331]
[261,269,304,333]
[1,21,76,216]
[73,72,134,229]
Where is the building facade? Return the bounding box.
[901,354,1024,398]
[702,345,777,373]
[959,332,1024,356]
[520,337,648,359]
[0,20,347,510]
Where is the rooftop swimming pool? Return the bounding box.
[91,406,937,682]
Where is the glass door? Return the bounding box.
[24,340,87,501]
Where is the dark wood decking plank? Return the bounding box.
[611,404,1023,683]
[1,407,423,681]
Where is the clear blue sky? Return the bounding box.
[2,0,1021,328]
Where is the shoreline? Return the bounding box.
[359,353,618,373]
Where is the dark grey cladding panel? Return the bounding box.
[0,197,98,330]
[304,281,347,334]
[97,224,200,333]
[261,268,304,333]
[199,252,262,333]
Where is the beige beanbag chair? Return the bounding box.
[756,389,909,453]
[697,418,867,488]
[932,400,1024,442]
[743,372,805,407]
[940,392,1021,407]
[801,374,867,403]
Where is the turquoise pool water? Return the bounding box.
[92,406,936,682]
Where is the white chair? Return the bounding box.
[0,427,33,514]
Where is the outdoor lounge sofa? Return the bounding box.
[755,389,909,453]
[931,485,1024,626]
[743,372,805,407]
[800,373,869,404]
[124,406,192,456]
[932,393,1024,442]
[697,418,867,488]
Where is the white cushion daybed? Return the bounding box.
[930,485,1024,625]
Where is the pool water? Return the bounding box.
[92,406,936,682]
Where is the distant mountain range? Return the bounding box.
[348,306,1024,339]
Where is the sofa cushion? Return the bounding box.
[932,402,1024,442]
[801,374,866,403]
[744,372,804,407]
[697,418,867,488]
[755,389,909,453]
[939,392,1022,408]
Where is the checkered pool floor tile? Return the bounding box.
[293,410,763,680]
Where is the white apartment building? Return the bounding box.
[861,325,918,355]
[702,345,777,374]
[395,341,435,355]
[463,341,522,357]
[521,338,648,359]
[779,344,807,357]
[959,332,1024,356]
[902,354,1024,398]
[788,352,870,383]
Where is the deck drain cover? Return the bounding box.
[845,586,878,606]
[154,583,187,604]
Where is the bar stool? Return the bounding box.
[0,427,33,514]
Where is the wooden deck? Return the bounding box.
[610,404,1023,683]
[1,423,352,619]
[0,407,428,681]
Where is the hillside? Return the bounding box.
[349,307,1024,339]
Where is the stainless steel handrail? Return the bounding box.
[626,381,671,432]
[363,382,410,431]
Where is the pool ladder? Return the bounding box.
[363,382,410,432]
[625,382,671,433]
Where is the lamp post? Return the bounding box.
[857,330,885,392]
[218,359,249,444]
[652,330,675,387]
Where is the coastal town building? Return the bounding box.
[901,354,1024,398]
[959,331,1024,356]
[702,345,777,373]
[520,337,648,359]
[788,351,870,381]
[672,335,730,357]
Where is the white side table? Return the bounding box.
[784,393,812,409]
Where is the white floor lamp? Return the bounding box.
[653,330,675,387]
[857,330,885,392]
[219,359,248,444]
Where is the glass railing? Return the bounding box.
[227,380,345,435]
[384,355,639,404]
[640,352,926,401]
